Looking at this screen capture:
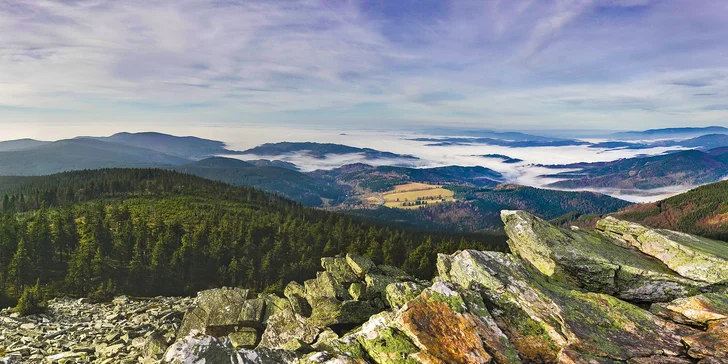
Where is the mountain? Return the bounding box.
[0,139,190,176]
[545,148,728,190]
[242,142,418,160]
[347,184,631,232]
[173,157,346,206]
[312,163,503,192]
[0,139,50,152]
[80,131,241,160]
[610,179,728,241]
[247,159,299,170]
[478,154,523,163]
[610,126,728,140]
[590,133,728,150]
[411,137,589,147]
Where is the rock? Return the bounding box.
[305,272,350,302]
[385,282,426,310]
[651,293,728,327]
[395,282,492,364]
[143,333,170,358]
[346,254,377,279]
[364,274,399,301]
[502,210,706,302]
[284,282,311,317]
[683,319,728,360]
[354,312,419,364]
[322,257,359,284]
[308,299,381,328]
[228,327,259,349]
[597,216,728,284]
[348,282,365,301]
[164,332,242,363]
[440,249,699,362]
[258,303,321,349]
[377,265,412,280]
[178,287,262,337]
[627,357,694,364]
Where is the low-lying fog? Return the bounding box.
[214,126,691,203]
[2,124,695,203]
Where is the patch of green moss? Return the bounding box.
[357,326,419,364]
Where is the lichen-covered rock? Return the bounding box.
[349,282,365,301]
[178,287,260,337]
[258,304,321,349]
[164,332,242,363]
[682,319,728,360]
[322,257,360,284]
[229,327,260,349]
[651,293,728,327]
[354,312,419,364]
[502,210,705,302]
[308,299,381,327]
[394,283,492,364]
[346,254,377,279]
[306,272,350,302]
[365,274,400,301]
[285,281,312,317]
[597,216,728,284]
[440,249,699,362]
[385,282,427,310]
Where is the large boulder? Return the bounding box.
[395,282,520,364]
[258,303,321,349]
[502,210,705,302]
[164,331,299,363]
[438,249,699,362]
[597,216,728,284]
[682,319,728,361]
[651,293,728,328]
[178,288,264,337]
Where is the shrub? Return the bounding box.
[88,279,116,303]
[15,280,46,316]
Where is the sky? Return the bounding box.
[1,0,728,134]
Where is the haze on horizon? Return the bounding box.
[1,0,727,136]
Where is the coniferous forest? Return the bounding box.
[0,169,506,306]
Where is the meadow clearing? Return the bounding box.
[381,182,456,209]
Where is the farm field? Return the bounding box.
[382,182,456,209]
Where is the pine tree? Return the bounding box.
[7,239,32,297]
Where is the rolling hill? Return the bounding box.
[610,126,728,140]
[80,132,241,160]
[0,139,50,152]
[611,179,728,241]
[312,163,503,192]
[545,148,728,190]
[242,142,418,160]
[346,184,631,232]
[173,157,346,206]
[0,139,191,176]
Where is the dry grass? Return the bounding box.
[382,183,455,209]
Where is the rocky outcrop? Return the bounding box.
[502,210,706,302]
[3,211,728,363]
[597,216,728,284]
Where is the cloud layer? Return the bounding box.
[1,0,727,131]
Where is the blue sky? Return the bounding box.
[1,0,727,132]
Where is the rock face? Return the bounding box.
[3,211,728,363]
[502,210,706,302]
[597,216,728,284]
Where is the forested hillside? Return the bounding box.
[0,169,505,307]
[613,179,728,241]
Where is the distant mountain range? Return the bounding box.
[589,133,728,150]
[544,147,728,190]
[411,137,590,147]
[242,142,418,160]
[610,126,728,140]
